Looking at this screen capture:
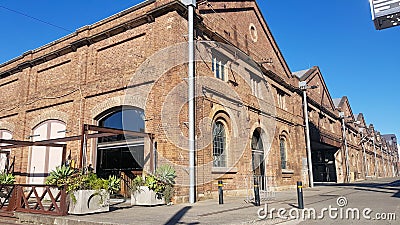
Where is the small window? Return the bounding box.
[319,114,325,129]
[329,119,335,133]
[277,90,286,110]
[212,55,227,81]
[280,137,287,169]
[251,74,262,98]
[213,121,227,167]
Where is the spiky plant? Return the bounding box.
[45,165,75,186]
[155,164,176,185]
[107,175,121,194]
[0,172,15,184]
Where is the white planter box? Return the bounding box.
[131,186,165,206]
[68,190,110,215]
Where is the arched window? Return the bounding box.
[213,121,227,167]
[29,120,66,184]
[96,107,145,178]
[0,130,12,173]
[279,137,287,169]
[98,108,145,143]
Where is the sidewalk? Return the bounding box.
[14,178,399,225]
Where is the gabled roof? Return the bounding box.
[198,0,293,79]
[293,66,337,113]
[332,96,355,121]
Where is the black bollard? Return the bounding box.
[297,181,304,209]
[218,180,224,204]
[254,179,260,206]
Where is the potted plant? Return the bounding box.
[131,164,176,206]
[45,165,121,215]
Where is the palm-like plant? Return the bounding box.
[45,165,75,186]
[155,164,176,185]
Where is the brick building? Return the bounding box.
[0,0,398,203]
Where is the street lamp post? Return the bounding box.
[359,132,368,178]
[299,81,317,188]
[372,137,377,177]
[339,112,350,183]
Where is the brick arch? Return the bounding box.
[91,95,146,119]
[0,121,15,133]
[29,110,69,129]
[249,124,273,157]
[208,104,240,139]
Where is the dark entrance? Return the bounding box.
[311,142,338,182]
[251,129,266,190]
[96,107,145,196]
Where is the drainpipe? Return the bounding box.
[182,0,196,204]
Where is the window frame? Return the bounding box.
[212,55,228,81]
[212,119,228,168]
[279,136,288,170]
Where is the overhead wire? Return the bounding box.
[0,5,73,33]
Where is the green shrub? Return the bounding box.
[45,166,121,202]
[0,172,15,184]
[131,164,177,204]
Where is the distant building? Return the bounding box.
[369,0,400,30]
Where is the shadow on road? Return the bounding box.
[315,179,400,199]
[164,206,199,225]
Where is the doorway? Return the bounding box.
[96,107,145,197]
[251,129,266,190]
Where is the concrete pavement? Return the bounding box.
[14,177,400,225]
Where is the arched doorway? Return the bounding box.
[96,107,145,196]
[28,120,66,184]
[0,130,12,173]
[251,129,266,190]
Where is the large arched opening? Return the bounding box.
[95,106,145,196]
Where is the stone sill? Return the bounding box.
[211,167,238,174]
[282,169,294,174]
[282,169,294,178]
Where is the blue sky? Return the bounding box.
[0,0,398,139]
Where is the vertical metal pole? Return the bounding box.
[342,117,349,183]
[187,1,196,204]
[254,178,260,206]
[362,140,368,177]
[303,90,314,188]
[373,137,377,177]
[381,146,385,176]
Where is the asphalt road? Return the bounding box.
[279,178,400,225]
